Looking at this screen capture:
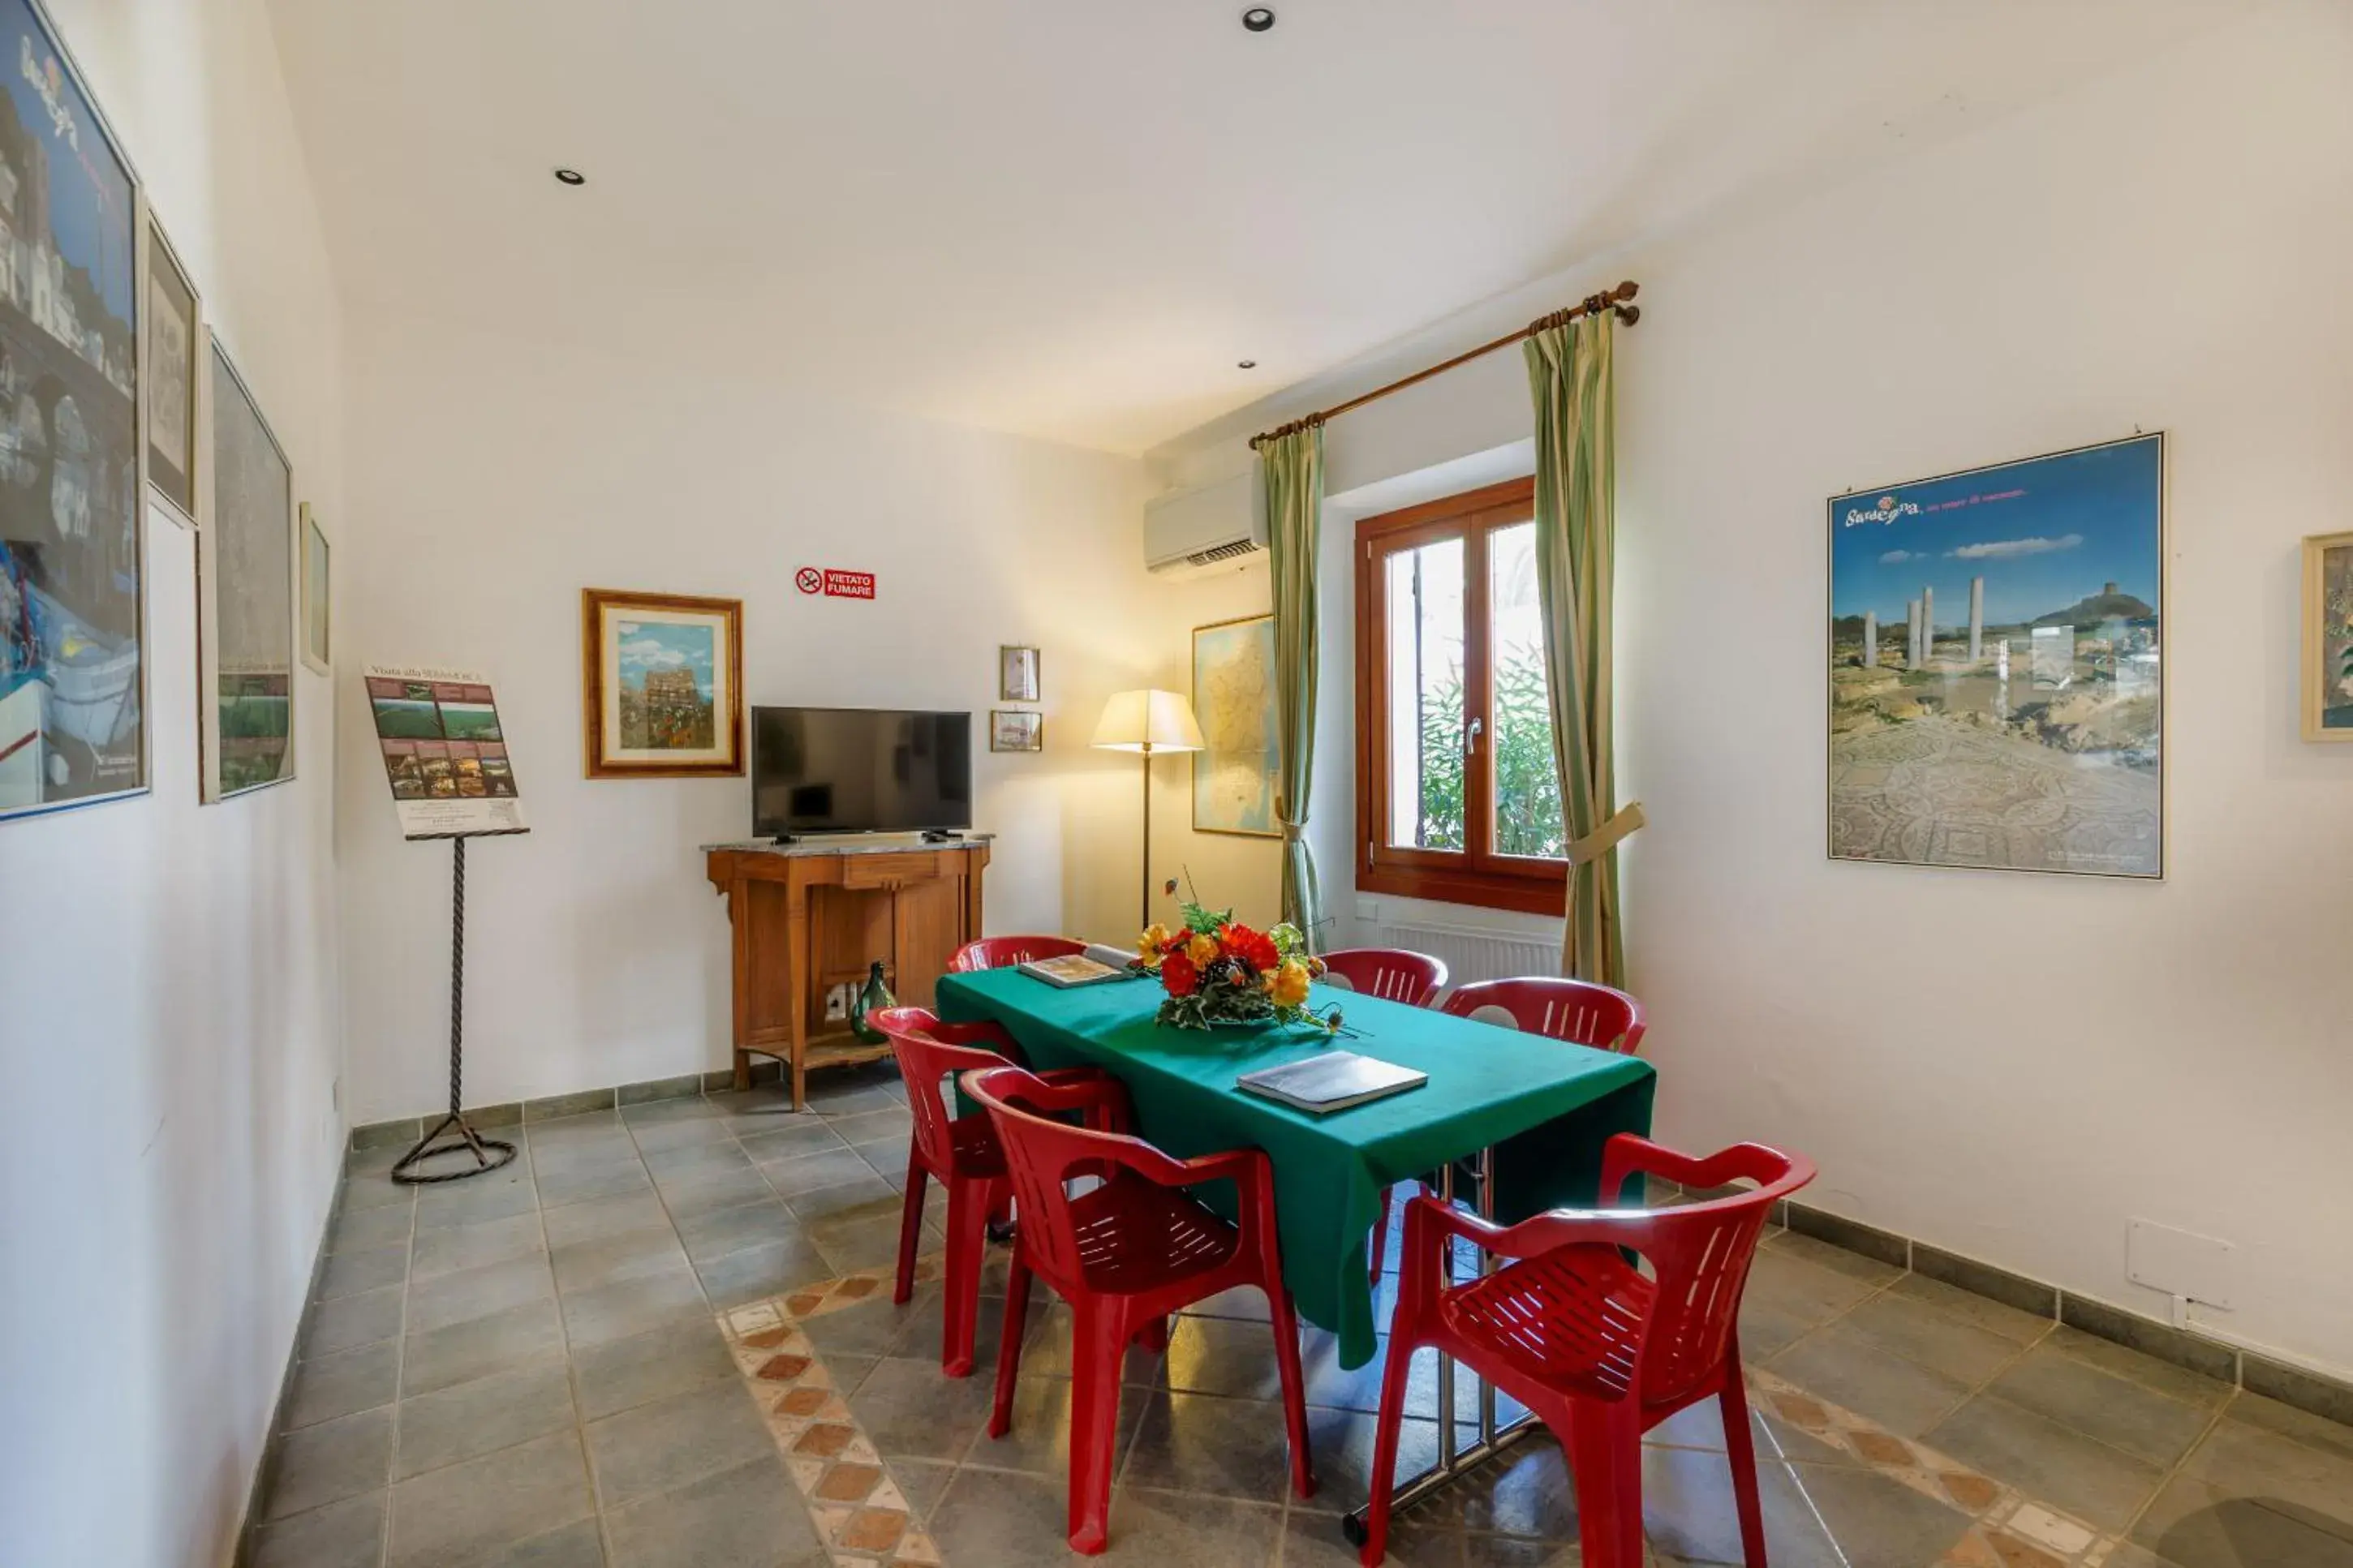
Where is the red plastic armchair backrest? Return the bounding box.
[871,1006,1009,1174]
[1443,977,1648,1055]
[1318,947,1448,1007]
[961,1063,1145,1295]
[948,935,1088,973]
[1528,1137,1810,1407]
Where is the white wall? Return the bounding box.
[0,2,347,1564]
[338,311,1271,1122]
[1150,3,2353,1377]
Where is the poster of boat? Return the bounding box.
[0,0,144,821]
[365,662,528,840]
[1828,434,2164,879]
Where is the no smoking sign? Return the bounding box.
[796,566,875,600]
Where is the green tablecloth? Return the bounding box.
[936,968,1655,1368]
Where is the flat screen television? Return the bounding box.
[752,707,972,839]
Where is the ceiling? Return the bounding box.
[267,1,2234,455]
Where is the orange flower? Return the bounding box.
[1187,932,1220,967]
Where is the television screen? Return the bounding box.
[752,707,972,837]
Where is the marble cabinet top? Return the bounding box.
[700,832,995,857]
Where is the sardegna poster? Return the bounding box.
[1827,434,2163,879]
[365,663,528,840]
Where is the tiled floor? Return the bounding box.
[253,1065,2353,1567]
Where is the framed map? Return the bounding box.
[2302,531,2353,742]
[1828,434,2164,879]
[1192,612,1278,837]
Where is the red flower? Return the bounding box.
[1160,952,1200,997]
[1218,923,1280,973]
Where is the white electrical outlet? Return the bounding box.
[2127,1219,2234,1310]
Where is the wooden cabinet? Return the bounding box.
[705,840,989,1107]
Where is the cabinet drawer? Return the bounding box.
[840,852,937,889]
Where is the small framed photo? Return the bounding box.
[999,644,1041,702]
[146,217,200,523]
[300,504,331,674]
[991,709,1043,753]
[2303,531,2353,741]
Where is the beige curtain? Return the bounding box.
[1525,312,1641,986]
[1260,421,1327,947]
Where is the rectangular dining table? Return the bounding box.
[933,966,1656,1372]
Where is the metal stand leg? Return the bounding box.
[1342,1144,1539,1545]
[392,837,518,1184]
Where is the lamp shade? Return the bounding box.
[1090,688,1204,754]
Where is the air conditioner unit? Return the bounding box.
[1144,472,1266,580]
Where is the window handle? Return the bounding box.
[1463,716,1484,759]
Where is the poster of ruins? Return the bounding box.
[1828,433,2165,879]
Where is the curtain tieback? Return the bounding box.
[1278,821,1309,843]
[1564,801,1645,866]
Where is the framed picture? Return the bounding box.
[990,709,1043,753]
[145,217,198,522]
[1192,612,1280,837]
[202,343,296,800]
[1828,433,2165,879]
[582,588,743,777]
[999,644,1040,702]
[2301,531,2353,741]
[299,504,330,674]
[0,0,147,823]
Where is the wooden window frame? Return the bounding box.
[1354,476,1568,917]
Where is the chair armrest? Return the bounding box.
[963,1064,1133,1125]
[921,1020,1019,1052]
[1034,1067,1129,1133]
[1113,1141,1269,1198]
[1598,1133,1792,1205]
[1399,1192,1654,1268]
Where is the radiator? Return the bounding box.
[1370,922,1557,989]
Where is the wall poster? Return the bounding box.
[366,662,527,839]
[1829,433,2164,879]
[0,0,144,821]
[202,342,292,798]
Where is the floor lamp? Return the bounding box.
[1090,689,1205,933]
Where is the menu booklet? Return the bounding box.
[1017,954,1130,988]
[1236,1050,1428,1115]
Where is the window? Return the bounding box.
[1354,477,1568,914]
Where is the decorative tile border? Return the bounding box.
[346,1062,791,1149]
[719,1254,949,1567]
[1752,1369,2127,1567]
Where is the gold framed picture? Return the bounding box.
[2302,531,2353,742]
[999,644,1041,702]
[1191,612,1280,837]
[581,588,744,777]
[990,709,1043,753]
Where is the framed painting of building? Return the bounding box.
[144,216,197,523]
[201,342,295,799]
[2302,531,2353,742]
[581,587,743,777]
[1827,433,2165,879]
[1191,612,1279,837]
[299,503,329,674]
[0,0,147,823]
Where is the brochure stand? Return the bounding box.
[392,832,526,1184]
[364,662,533,1185]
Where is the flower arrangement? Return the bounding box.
[1136,899,1340,1032]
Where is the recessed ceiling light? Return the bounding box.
[553,167,586,187]
[1237,360,1258,370]
[1241,8,1275,32]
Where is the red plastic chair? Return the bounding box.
[1359,1136,1815,1568]
[1441,976,1648,1054]
[964,1063,1317,1553]
[1369,975,1650,1279]
[870,1007,1110,1378]
[1317,947,1448,1007]
[948,934,1088,973]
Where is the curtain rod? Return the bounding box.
[1248,280,1639,451]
